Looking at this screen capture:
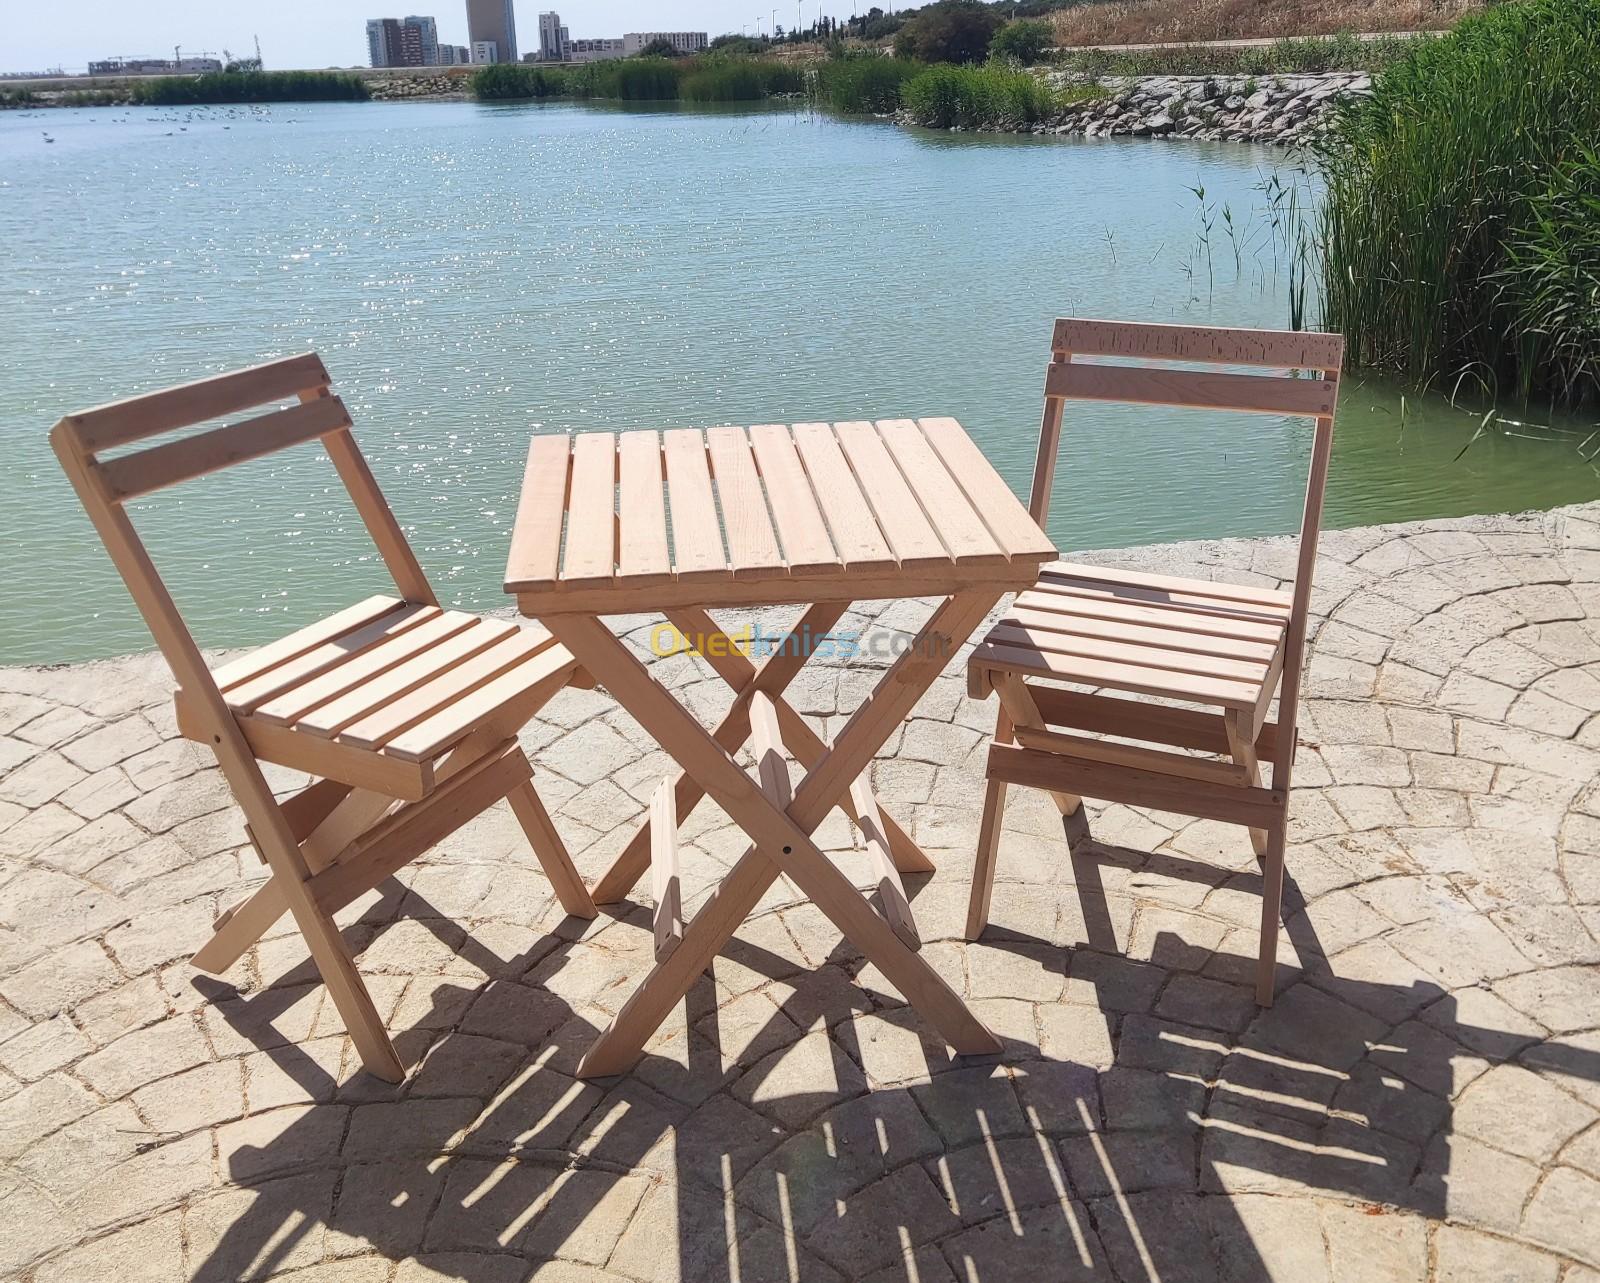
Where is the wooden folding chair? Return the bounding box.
[51,353,597,1081]
[964,319,1344,1006]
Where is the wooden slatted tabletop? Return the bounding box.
[504,417,1057,614]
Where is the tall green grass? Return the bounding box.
[132,70,370,105]
[813,54,920,113]
[473,55,800,103]
[901,62,1084,129]
[1316,0,1600,406]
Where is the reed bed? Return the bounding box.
[132,71,371,105]
[1315,0,1600,406]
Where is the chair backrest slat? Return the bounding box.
[1045,362,1339,419]
[60,352,331,453]
[97,395,354,503]
[1053,318,1344,370]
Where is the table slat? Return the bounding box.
[706,427,784,576]
[618,430,671,582]
[747,424,838,575]
[662,429,728,578]
[876,418,1006,565]
[562,433,617,584]
[791,423,896,572]
[833,421,949,568]
[918,417,1057,560]
[505,435,572,590]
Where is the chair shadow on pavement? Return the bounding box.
[188,838,1600,1283]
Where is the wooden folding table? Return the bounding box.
[504,418,1056,1077]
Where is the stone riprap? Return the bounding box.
[1036,71,1371,144]
[2,501,1599,1281]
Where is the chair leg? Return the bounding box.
[965,774,1009,940]
[1224,711,1269,860]
[1255,820,1288,1006]
[508,780,597,919]
[192,877,288,975]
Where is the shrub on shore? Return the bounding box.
[131,70,370,105]
[990,19,1056,65]
[681,58,803,101]
[1315,0,1600,406]
[894,2,1005,64]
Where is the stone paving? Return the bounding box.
[3,502,1600,1282]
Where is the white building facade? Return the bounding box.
[622,31,709,55]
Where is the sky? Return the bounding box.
[3,0,876,73]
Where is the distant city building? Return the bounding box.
[537,12,570,62]
[366,18,402,67]
[469,39,499,64]
[87,55,223,76]
[465,0,516,62]
[623,31,709,55]
[401,14,440,65]
[567,37,625,62]
[367,14,441,67]
[437,43,471,64]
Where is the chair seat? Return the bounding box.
[969,561,1290,712]
[175,594,583,799]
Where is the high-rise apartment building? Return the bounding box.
[367,14,441,67]
[465,0,516,63]
[401,14,440,64]
[538,12,570,62]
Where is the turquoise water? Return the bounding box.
[2,99,1596,663]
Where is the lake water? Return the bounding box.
[2,99,1596,664]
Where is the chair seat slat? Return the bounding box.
[1041,560,1292,610]
[225,604,439,713]
[1014,583,1286,643]
[299,616,513,737]
[379,641,579,761]
[1002,603,1281,665]
[986,621,1273,684]
[210,595,405,692]
[971,639,1261,709]
[253,610,480,726]
[334,629,550,750]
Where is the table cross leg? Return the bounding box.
[589,601,930,906]
[546,592,1003,1079]
[665,606,934,874]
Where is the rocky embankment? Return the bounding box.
[1037,70,1370,145]
[367,72,471,101]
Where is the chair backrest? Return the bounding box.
[50,353,438,721]
[1031,318,1345,779]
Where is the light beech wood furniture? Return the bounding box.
[963,320,1344,1006]
[505,418,1057,1077]
[52,353,596,1082]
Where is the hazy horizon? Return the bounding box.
[4,0,875,74]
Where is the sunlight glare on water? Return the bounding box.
[1,100,1595,662]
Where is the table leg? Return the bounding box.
[665,606,935,875]
[547,592,1002,1077]
[588,602,845,905]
